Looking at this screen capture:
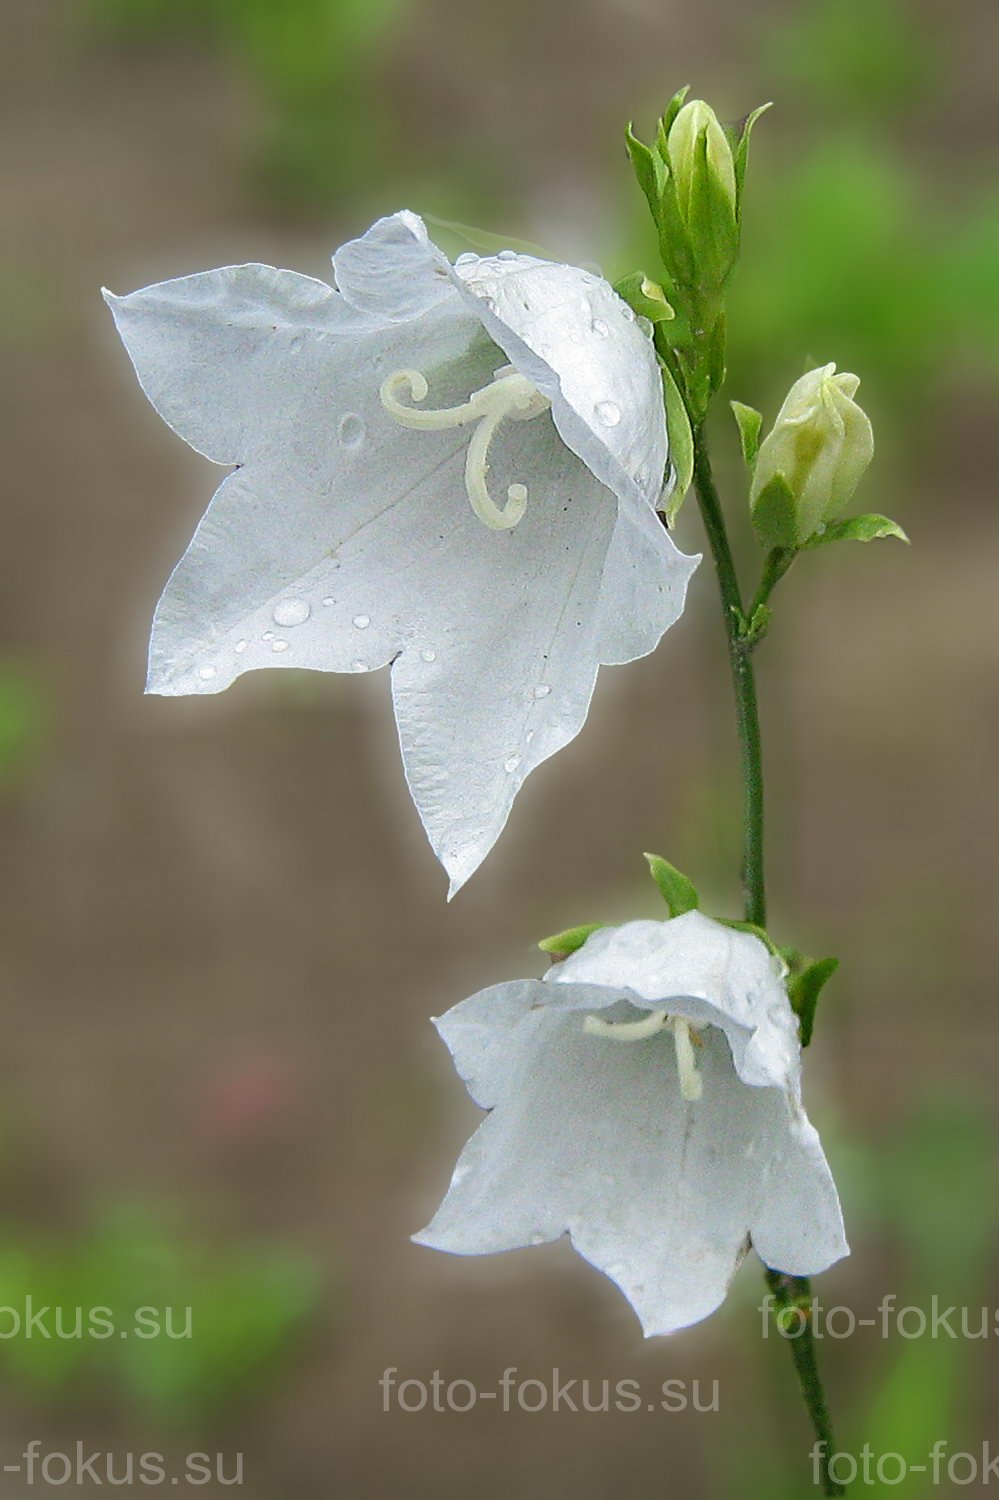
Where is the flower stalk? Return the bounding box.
[691,422,845,1496]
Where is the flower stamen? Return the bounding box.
[380,365,550,531]
[583,1009,704,1101]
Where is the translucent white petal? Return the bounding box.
[552,912,801,1092]
[390,418,693,892]
[453,250,668,512]
[104,265,376,466]
[416,962,847,1335]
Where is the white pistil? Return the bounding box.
[669,1016,703,1102]
[583,1009,704,1101]
[380,365,550,531]
[583,1008,670,1042]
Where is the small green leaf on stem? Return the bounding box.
[644,854,699,917]
[660,365,694,524]
[538,923,604,959]
[731,400,763,469]
[805,513,909,547]
[780,950,840,1046]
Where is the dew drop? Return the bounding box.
[504,753,522,773]
[198,664,217,681]
[621,305,635,323]
[262,630,275,641]
[272,597,311,628]
[271,638,289,653]
[498,249,517,261]
[529,1231,546,1246]
[351,659,368,673]
[234,639,248,654]
[454,251,477,267]
[637,315,654,338]
[533,684,551,699]
[322,596,335,607]
[595,400,622,427]
[352,613,370,630]
[288,334,303,354]
[420,649,437,663]
[338,413,366,449]
[591,317,609,338]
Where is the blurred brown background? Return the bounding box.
[2,0,998,1495]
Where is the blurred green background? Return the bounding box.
[1,0,997,1493]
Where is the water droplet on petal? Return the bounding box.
[595,400,621,427]
[504,754,522,773]
[351,659,368,673]
[322,597,335,607]
[234,639,247,654]
[420,649,437,663]
[271,639,289,653]
[272,597,311,628]
[352,614,370,630]
[533,684,551,699]
[591,317,609,338]
[454,251,477,267]
[621,305,635,323]
[529,1231,546,1246]
[637,315,654,338]
[262,630,275,641]
[338,413,366,449]
[497,249,517,261]
[198,664,217,681]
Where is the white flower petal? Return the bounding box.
[453,250,668,512]
[553,912,800,1091]
[104,265,374,466]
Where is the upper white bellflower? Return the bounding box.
[415,912,848,1334]
[105,212,699,892]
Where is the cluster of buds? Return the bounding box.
[627,88,768,419]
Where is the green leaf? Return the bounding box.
[779,950,839,1046]
[730,400,763,469]
[660,365,694,525]
[732,101,772,211]
[538,923,604,958]
[643,854,699,917]
[750,472,798,551]
[613,271,676,325]
[805,512,909,547]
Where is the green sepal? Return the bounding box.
[741,602,772,647]
[660,364,694,525]
[658,84,691,140]
[613,271,676,325]
[731,101,772,213]
[718,918,782,958]
[751,472,799,551]
[730,400,763,469]
[643,853,699,917]
[538,922,604,959]
[805,513,909,548]
[625,124,665,223]
[779,949,840,1047]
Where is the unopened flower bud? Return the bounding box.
[667,100,737,225]
[750,364,874,550]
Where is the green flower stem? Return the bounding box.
[691,425,845,1498]
[748,546,797,623]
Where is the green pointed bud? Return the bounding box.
[667,100,737,224]
[750,364,875,550]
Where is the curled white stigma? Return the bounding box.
[583,1009,704,1102]
[380,365,550,531]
